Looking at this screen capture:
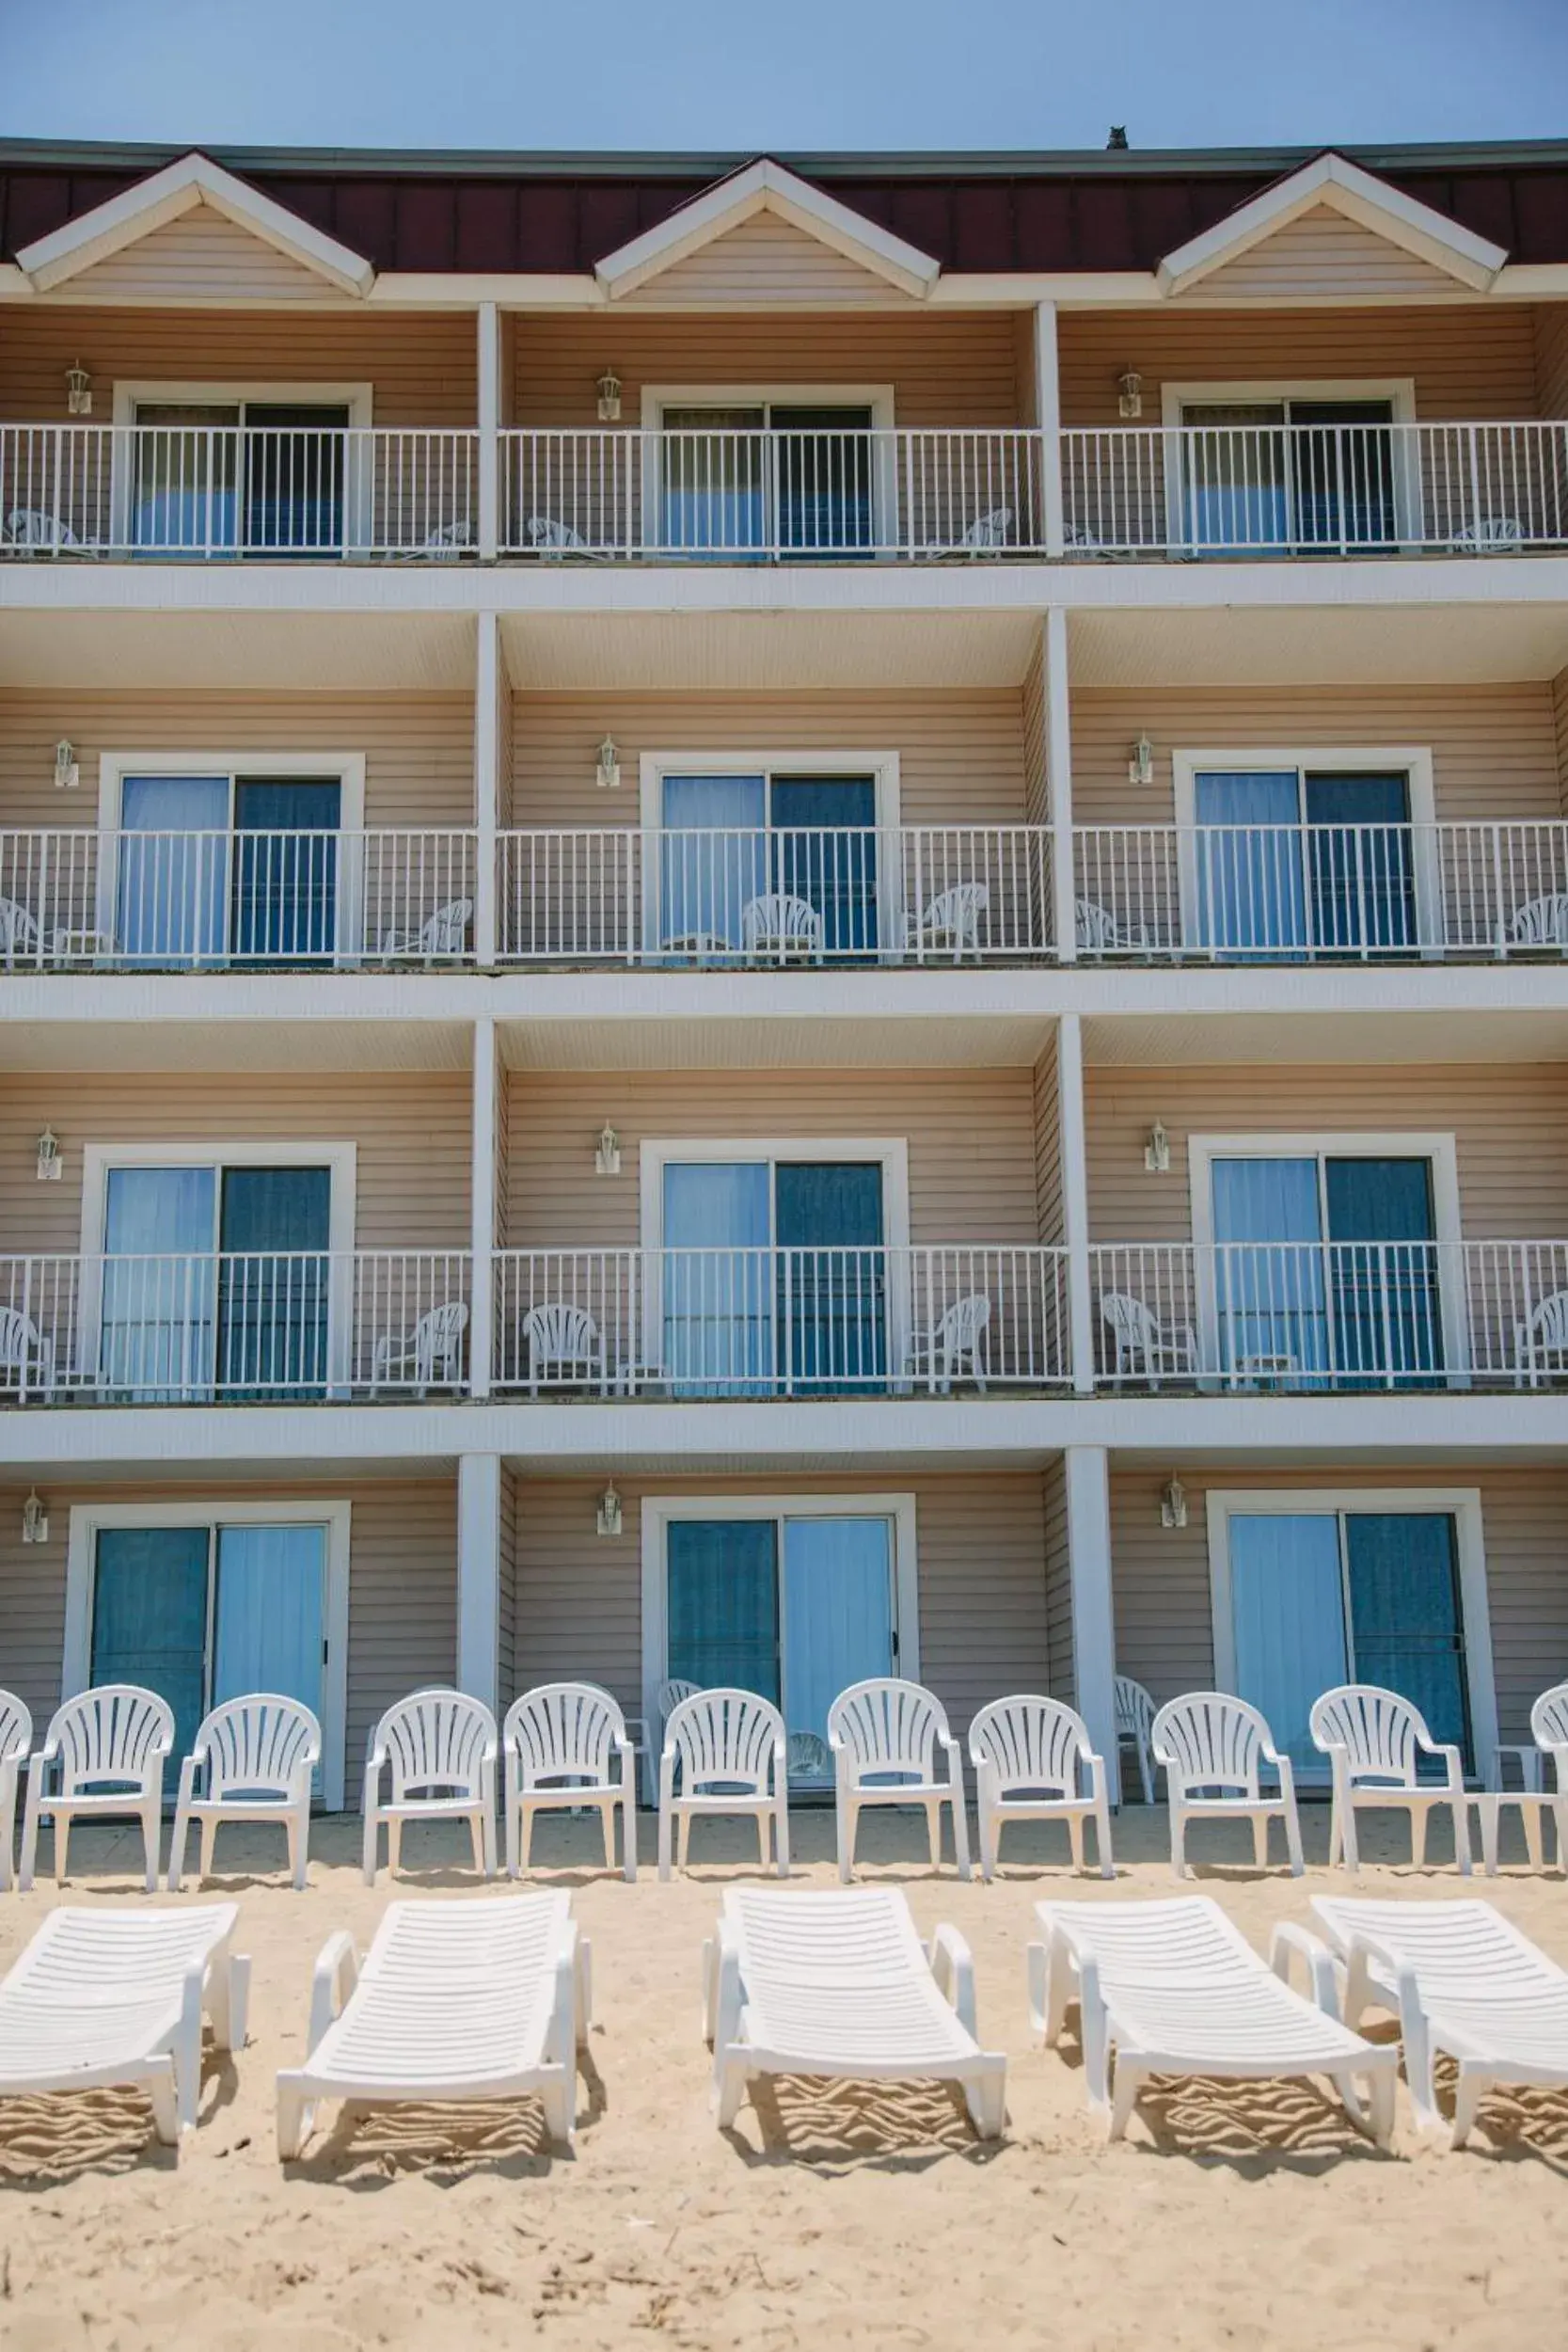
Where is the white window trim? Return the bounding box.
[1158,378,1419,552]
[1203,1485,1498,1781]
[1188,1130,1466,1379]
[63,1496,353,1811]
[636,383,896,561]
[1171,747,1438,954]
[107,382,375,554]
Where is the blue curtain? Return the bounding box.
[231,778,341,962]
[770,776,878,956]
[659,773,767,953]
[90,1527,211,1786]
[771,405,875,557]
[774,1162,886,1392]
[1345,1514,1469,1770]
[213,1523,325,1787]
[1194,771,1304,956]
[1304,772,1415,953]
[1227,1514,1349,1774]
[1211,1157,1327,1381]
[663,1161,770,1392]
[782,1518,893,1767]
[216,1166,331,1397]
[119,774,230,964]
[102,1165,216,1399]
[1324,1158,1440,1387]
[1181,402,1289,550]
[659,406,766,556]
[666,1519,780,1698]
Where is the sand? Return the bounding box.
[1,1804,1565,2351]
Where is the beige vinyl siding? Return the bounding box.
[0,689,474,831]
[1070,682,1561,829]
[619,215,915,309]
[1533,305,1568,418]
[67,211,347,306]
[1021,636,1047,828]
[1553,667,1568,814]
[1059,305,1540,426]
[1183,211,1477,305]
[0,1072,471,1256]
[1041,1457,1073,1703]
[0,310,477,425]
[1085,1063,1568,1244]
[508,1471,1049,1743]
[1033,1040,1063,1245]
[506,1068,1039,1247]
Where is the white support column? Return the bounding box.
[457,1451,501,1717]
[1057,1009,1095,1396]
[473,608,499,967]
[1033,299,1065,558]
[1043,607,1077,964]
[476,301,500,561]
[469,1012,497,1400]
[1064,1444,1118,1802]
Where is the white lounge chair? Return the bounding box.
[1029,1895,1396,2146]
[20,1684,174,1892]
[1311,1895,1568,2146]
[0,1691,32,1892]
[828,1677,972,1883]
[168,1694,321,1892]
[375,897,473,961]
[741,892,822,963]
[1100,1291,1196,1385]
[1150,1692,1305,1878]
[504,1682,637,1882]
[277,1893,589,2158]
[904,881,989,962]
[371,1299,468,1391]
[1309,1684,1471,1876]
[0,1304,55,1397]
[705,1884,1006,2139]
[1114,1674,1157,1804]
[969,1695,1113,1880]
[521,1300,604,1393]
[361,1688,498,1884]
[0,1903,248,2146]
[658,1688,788,1881]
[1075,897,1151,956]
[903,1292,990,1393]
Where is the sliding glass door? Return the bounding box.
[131,399,350,555]
[656,770,879,959]
[1179,397,1397,553]
[116,771,342,966]
[1191,768,1417,958]
[657,403,875,557]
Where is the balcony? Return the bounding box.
[1090,1238,1568,1391]
[1073,821,1568,961]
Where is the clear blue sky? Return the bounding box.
[1,0,1565,153]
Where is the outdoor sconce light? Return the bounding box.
[1127,734,1154,787]
[54,739,79,791]
[65,360,93,417]
[1117,367,1143,421]
[596,369,623,422]
[596,1481,624,1538]
[596,735,622,790]
[594,1122,622,1177]
[1160,1475,1188,1530]
[22,1489,49,1546]
[36,1126,61,1183]
[1144,1120,1171,1176]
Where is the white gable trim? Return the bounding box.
[16,151,375,298]
[594,158,940,302]
[1158,153,1506,298]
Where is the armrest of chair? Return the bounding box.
[1423,1740,1466,1793]
[1082,1748,1109,1807]
[613,1734,637,1792]
[1262,1748,1296,1804]
[361,1739,388,1814]
[291,1748,320,1806]
[927,1922,978,2038]
[1544,1741,1568,1796]
[1269,1920,1341,2017]
[174,1746,206,1807]
[25,1738,61,1798]
[771,1736,787,1793]
[940,1733,965,1791]
[306,1930,360,2056]
[657,1743,676,1805]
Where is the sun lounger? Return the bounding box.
[1029,1895,1396,2145]
[704,1883,1006,2139]
[276,1892,588,2158]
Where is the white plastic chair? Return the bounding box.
[167,1695,321,1893]
[361,1688,498,1883]
[1150,1692,1305,1878]
[904,882,989,962]
[503,1682,636,1883]
[969,1696,1113,1880]
[522,1301,604,1393]
[1030,1896,1395,2147]
[1114,1675,1157,1804]
[0,897,41,968]
[0,1306,55,1397]
[371,1299,467,1391]
[1450,515,1524,553]
[20,1685,175,1893]
[657,1677,700,1729]
[1311,1896,1568,2146]
[0,1903,248,2147]
[1505,892,1568,949]
[1075,897,1150,955]
[741,892,822,963]
[956,505,1014,555]
[1100,1291,1196,1385]
[277,1892,589,2157]
[705,1884,1006,2138]
[525,515,603,558]
[4,507,91,554]
[1513,1291,1568,1383]
[1527,1679,1568,1792]
[828,1677,971,1882]
[0,1692,32,1892]
[903,1291,990,1393]
[658,1689,788,1881]
[1309,1684,1471,1876]
[376,897,473,961]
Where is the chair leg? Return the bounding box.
[925,1795,942,1867]
[1410,1801,1428,1869]
[1451,1797,1473,1878]
[1094,1795,1115,1880]
[677,1811,691,1869]
[1251,1812,1269,1869]
[362,1806,379,1886]
[198,1815,218,1885]
[1068,1812,1085,1873]
[1168,1803,1186,1880]
[657,1800,673,1883]
[167,1801,191,1894]
[621,1789,638,1884]
[978,1805,997,1884]
[467,1809,486,1877]
[773,1794,789,1879]
[1283,1798,1305,1879]
[756,1808,768,1871]
[837,1795,856,1884]
[1339,1796,1361,1877]
[386,1817,403,1877]
[949,1792,972,1883]
[601,1798,616,1874]
[290,1804,309,1892]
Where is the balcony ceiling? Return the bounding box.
[499,1005,1053,1070]
[1083,1005,1568,1065]
[499,608,1043,691]
[0,607,476,691]
[1069,596,1568,688]
[0,1013,473,1073]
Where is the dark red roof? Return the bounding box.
[3,143,1566,274]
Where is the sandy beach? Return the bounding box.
[1,1805,1565,2352]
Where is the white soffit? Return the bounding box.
[1068,601,1568,688]
[594,157,941,302]
[0,608,475,691]
[500,607,1039,691]
[499,1013,1052,1072]
[1083,1009,1568,1068]
[0,1019,471,1075]
[15,151,375,297]
[1157,151,1506,298]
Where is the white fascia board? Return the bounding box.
[594,157,940,302]
[16,151,375,298]
[1157,151,1507,297]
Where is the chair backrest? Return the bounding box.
[665,1688,784,1795]
[423,519,474,558]
[372,1687,496,1800]
[959,505,1013,548]
[1522,1292,1568,1352]
[7,508,79,549]
[418,898,472,955]
[412,1299,468,1375]
[1114,1674,1155,1742]
[1509,892,1568,946]
[0,897,41,957]
[0,1306,45,1369]
[828,1677,950,1784]
[523,1301,599,1368]
[932,1293,990,1359]
[1151,1692,1275,1796]
[527,515,588,551]
[657,1676,700,1724]
[47,1685,174,1792]
[195,1693,321,1799]
[1074,898,1118,951]
[920,882,990,938]
[1308,1683,1430,1787]
[1469,515,1524,548]
[742,893,820,948]
[786,1729,830,1779]
[0,1689,31,1768]
[969,1694,1090,1799]
[1101,1291,1157,1352]
[505,1681,626,1789]
[1529,1679,1568,1752]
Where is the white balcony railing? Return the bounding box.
[0,830,477,967]
[1090,1239,1568,1391]
[1073,821,1568,961]
[0,1251,471,1402]
[0,425,478,559]
[495,1246,1070,1394]
[1061,421,1568,557]
[498,825,1053,962]
[500,428,1046,558]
